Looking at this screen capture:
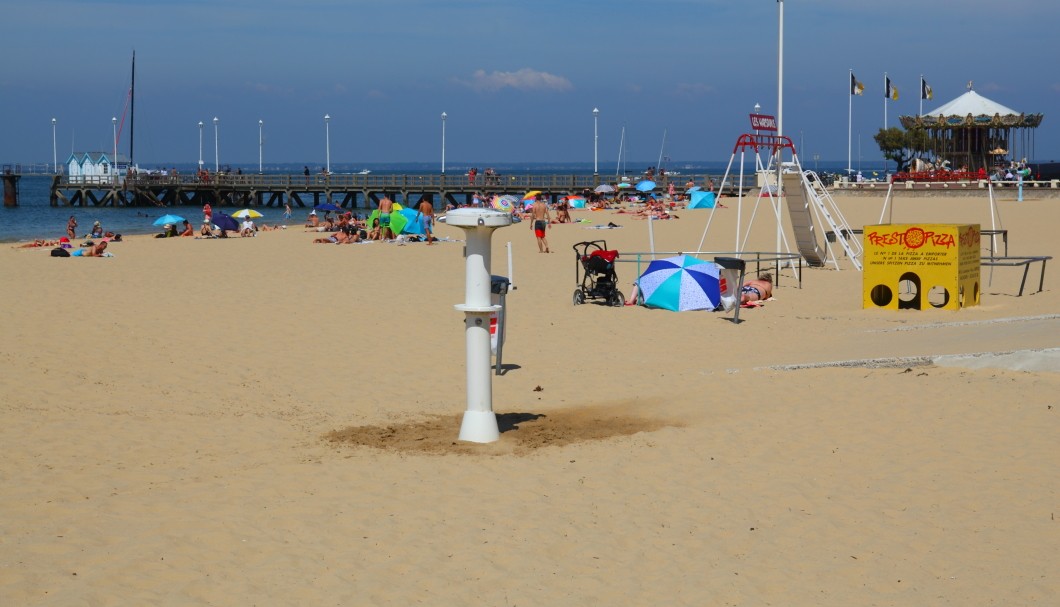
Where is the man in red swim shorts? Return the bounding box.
[529,196,551,253]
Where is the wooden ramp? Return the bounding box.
[783,174,826,267]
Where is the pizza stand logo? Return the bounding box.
[866,226,958,250]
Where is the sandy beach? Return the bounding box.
[1,191,1057,605]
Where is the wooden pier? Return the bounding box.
[49,172,715,210]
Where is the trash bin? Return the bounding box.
[714,257,747,323]
[490,275,511,373]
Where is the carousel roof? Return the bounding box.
[922,90,1019,118]
[900,88,1042,130]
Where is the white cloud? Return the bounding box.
[459,68,573,92]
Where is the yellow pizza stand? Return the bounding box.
[863,224,980,310]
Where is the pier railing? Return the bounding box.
[58,172,750,191]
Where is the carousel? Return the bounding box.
[899,82,1043,174]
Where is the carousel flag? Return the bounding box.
[851,72,864,96]
[921,77,933,100]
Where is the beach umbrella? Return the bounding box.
[686,186,702,193]
[687,191,716,209]
[594,184,615,193]
[635,180,657,192]
[636,255,721,312]
[232,209,263,219]
[523,190,542,200]
[398,207,426,235]
[153,213,185,226]
[567,196,587,209]
[313,203,341,212]
[490,195,519,212]
[366,209,408,237]
[616,182,632,189]
[212,212,239,232]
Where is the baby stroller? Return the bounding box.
[572,240,624,306]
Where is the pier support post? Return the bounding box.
[2,171,19,207]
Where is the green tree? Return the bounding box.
[874,127,929,172]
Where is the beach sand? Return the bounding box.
[1,192,1057,605]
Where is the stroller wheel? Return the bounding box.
[610,290,625,307]
[573,289,586,305]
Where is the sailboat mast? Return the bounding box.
[130,51,135,167]
[656,129,667,172]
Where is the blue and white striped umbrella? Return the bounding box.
[637,255,721,312]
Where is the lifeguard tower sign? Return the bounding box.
[749,114,778,131]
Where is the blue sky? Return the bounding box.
[3,0,1058,169]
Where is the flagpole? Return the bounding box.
[919,74,924,117]
[776,0,784,141]
[883,72,888,130]
[848,69,853,175]
[776,0,784,257]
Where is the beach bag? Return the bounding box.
[51,247,70,257]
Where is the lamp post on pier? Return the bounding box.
[213,117,219,173]
[593,107,599,178]
[441,112,447,175]
[258,119,264,174]
[324,114,331,175]
[198,121,204,171]
[51,118,57,174]
[111,117,118,185]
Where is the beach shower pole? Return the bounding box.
[51,118,57,174]
[441,112,447,174]
[447,208,512,443]
[213,117,219,173]
[198,121,203,171]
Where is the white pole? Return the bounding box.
[51,118,57,174]
[324,114,330,175]
[615,126,625,179]
[441,112,447,174]
[111,117,117,185]
[507,241,514,289]
[848,70,853,175]
[776,0,785,257]
[213,117,219,173]
[776,0,784,140]
[656,128,667,173]
[593,108,599,176]
[198,121,203,169]
[648,216,656,260]
[919,74,924,118]
[883,73,888,130]
[737,149,745,252]
[258,119,263,174]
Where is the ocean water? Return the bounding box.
[1,161,875,243]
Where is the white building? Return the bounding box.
[65,152,130,184]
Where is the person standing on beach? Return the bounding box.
[66,216,78,240]
[203,202,212,224]
[378,196,395,240]
[530,196,551,253]
[283,202,292,221]
[417,195,435,245]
